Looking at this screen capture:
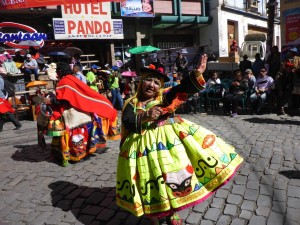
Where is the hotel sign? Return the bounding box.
[53,3,124,40]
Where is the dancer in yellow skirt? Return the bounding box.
[116,55,243,225]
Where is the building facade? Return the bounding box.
[0,0,281,70]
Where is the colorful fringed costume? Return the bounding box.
[116,70,243,217]
[44,75,119,166]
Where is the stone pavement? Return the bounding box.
[0,112,300,225]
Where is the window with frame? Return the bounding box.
[249,0,259,7]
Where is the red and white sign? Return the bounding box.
[62,3,111,19]
[0,0,117,10]
[53,3,124,40]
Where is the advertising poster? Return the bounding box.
[121,0,155,17]
[283,7,300,45]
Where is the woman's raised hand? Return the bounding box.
[197,54,208,74]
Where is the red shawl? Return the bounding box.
[56,75,117,121]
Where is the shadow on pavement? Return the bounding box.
[48,181,153,225]
[243,117,300,125]
[279,170,300,179]
[11,144,58,165]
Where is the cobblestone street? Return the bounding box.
[1,112,300,225]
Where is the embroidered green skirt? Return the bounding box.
[116,116,243,217]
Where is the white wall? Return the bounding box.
[199,6,281,57]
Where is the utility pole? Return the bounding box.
[265,0,276,67]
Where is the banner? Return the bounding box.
[53,18,124,39]
[121,0,154,17]
[0,0,117,10]
[0,22,46,49]
[283,7,300,45]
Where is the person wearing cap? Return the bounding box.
[239,54,252,74]
[13,49,24,69]
[86,64,100,91]
[23,54,39,81]
[108,66,123,109]
[116,55,243,225]
[174,51,188,76]
[245,69,256,95]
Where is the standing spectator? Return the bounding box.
[23,54,39,81]
[0,74,22,131]
[71,53,83,71]
[109,66,123,110]
[230,40,238,52]
[250,68,274,114]
[86,64,99,91]
[73,65,86,84]
[223,70,248,117]
[268,46,281,79]
[174,51,188,76]
[239,55,252,74]
[275,62,294,115]
[97,70,111,98]
[123,77,136,100]
[252,53,265,76]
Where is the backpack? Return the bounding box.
[3,79,16,97]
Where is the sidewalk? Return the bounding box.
[0,112,299,225]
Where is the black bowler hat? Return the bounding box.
[140,67,170,82]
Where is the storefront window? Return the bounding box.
[114,44,132,69]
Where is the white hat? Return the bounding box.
[15,49,20,52]
[26,54,31,58]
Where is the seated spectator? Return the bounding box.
[185,92,201,114]
[223,70,248,117]
[204,70,221,111]
[13,49,24,70]
[29,47,45,71]
[245,69,256,96]
[250,67,274,114]
[206,70,221,89]
[23,54,39,81]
